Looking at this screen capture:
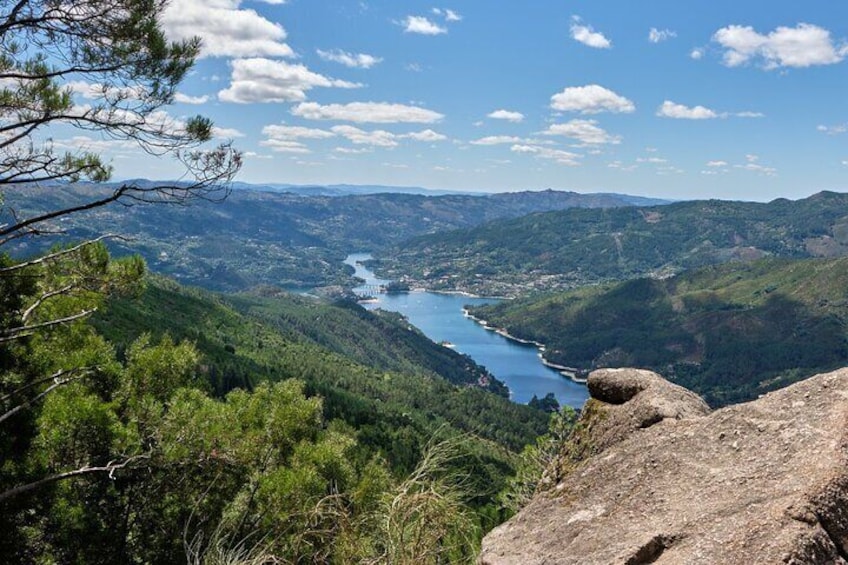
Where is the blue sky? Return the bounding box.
[70,1,848,200]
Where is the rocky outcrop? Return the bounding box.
[480,367,848,564]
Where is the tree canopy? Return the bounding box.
[0,0,241,246]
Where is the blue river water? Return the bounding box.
[345,254,589,409]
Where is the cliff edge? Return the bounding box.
[480,367,848,564]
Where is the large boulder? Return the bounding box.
[480,367,848,564]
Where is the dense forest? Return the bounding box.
[469,257,848,406]
[375,192,848,296]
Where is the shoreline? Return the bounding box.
[462,308,588,386]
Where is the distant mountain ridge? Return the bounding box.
[374,191,848,297]
[2,182,668,291]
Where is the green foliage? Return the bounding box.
[378,191,848,297]
[498,409,576,515]
[3,186,665,291]
[471,257,848,406]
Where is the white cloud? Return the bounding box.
[334,147,373,154]
[736,111,765,118]
[511,144,581,166]
[706,160,729,167]
[262,125,336,140]
[551,84,635,114]
[636,157,668,164]
[317,49,383,69]
[66,80,146,101]
[713,23,848,69]
[402,15,447,35]
[487,109,525,123]
[174,92,210,105]
[218,58,360,104]
[818,123,848,135]
[53,135,138,153]
[331,125,398,147]
[403,129,448,142]
[690,48,705,60]
[736,162,777,176]
[162,0,294,59]
[543,119,621,145]
[648,28,676,43]
[656,100,719,120]
[432,8,462,22]
[570,16,612,49]
[212,126,245,138]
[260,139,311,153]
[444,9,462,22]
[291,101,444,123]
[470,135,523,146]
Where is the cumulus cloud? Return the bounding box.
[53,135,138,153]
[713,23,848,69]
[432,8,462,22]
[331,125,399,147]
[690,47,706,60]
[402,15,447,35]
[259,124,335,153]
[656,101,763,120]
[551,84,635,114]
[706,160,729,167]
[212,126,245,138]
[511,144,581,166]
[260,139,311,153]
[487,109,525,123]
[470,135,524,146]
[403,129,448,142]
[260,122,445,150]
[570,16,612,49]
[162,0,294,58]
[656,100,719,119]
[291,101,444,123]
[648,28,676,43]
[218,58,360,103]
[543,119,621,145]
[262,125,336,140]
[317,49,383,69]
[174,92,210,105]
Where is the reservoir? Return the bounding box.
[345,253,589,409]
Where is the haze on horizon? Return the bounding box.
[59,0,848,202]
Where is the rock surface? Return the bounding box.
[480,367,848,565]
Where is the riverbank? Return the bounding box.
[462,308,588,385]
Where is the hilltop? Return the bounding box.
[1,183,664,292]
[374,191,848,297]
[469,256,848,406]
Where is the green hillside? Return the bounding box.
[375,191,848,297]
[469,257,848,406]
[2,184,658,291]
[94,278,546,456]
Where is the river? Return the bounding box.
[344,254,589,409]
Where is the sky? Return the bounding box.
[66,1,848,201]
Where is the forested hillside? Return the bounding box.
[2,184,666,291]
[375,192,848,297]
[469,257,848,406]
